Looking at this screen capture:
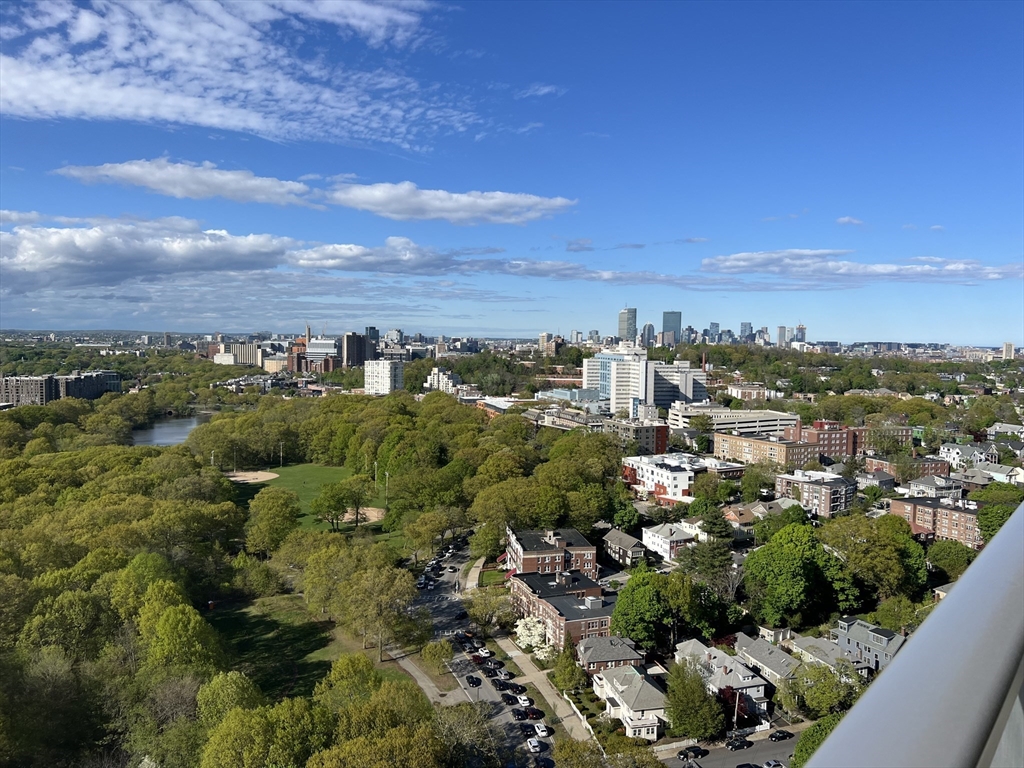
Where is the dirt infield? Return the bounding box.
[358,507,386,523]
[225,471,280,484]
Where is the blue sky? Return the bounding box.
[1,0,1021,345]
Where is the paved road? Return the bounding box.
[660,737,796,768]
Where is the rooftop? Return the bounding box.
[544,593,617,622]
[578,636,644,664]
[510,527,594,551]
[511,570,600,599]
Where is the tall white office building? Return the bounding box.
[583,350,708,413]
[365,360,405,395]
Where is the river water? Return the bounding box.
[132,415,210,446]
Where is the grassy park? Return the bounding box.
[265,463,387,529]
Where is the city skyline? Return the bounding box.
[0,1,1022,345]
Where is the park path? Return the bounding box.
[494,636,594,742]
[390,649,462,707]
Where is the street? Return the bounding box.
[660,737,796,768]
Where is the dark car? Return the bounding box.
[524,707,544,720]
[725,738,753,751]
[511,708,526,721]
[769,729,794,742]
[481,667,497,679]
[519,722,535,735]
[466,676,481,688]
[485,659,504,669]
[455,610,468,620]
[734,763,760,768]
[677,746,708,759]
[470,655,484,665]
[501,693,517,705]
[508,683,526,695]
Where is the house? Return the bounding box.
[971,462,1024,486]
[577,635,644,674]
[907,475,964,499]
[933,582,955,602]
[737,498,806,519]
[939,442,1000,470]
[592,666,668,740]
[621,453,745,504]
[603,529,646,568]
[830,616,906,676]
[676,516,705,542]
[509,570,601,619]
[734,632,800,685]
[856,470,896,492]
[723,505,758,530]
[987,423,1024,440]
[642,523,694,561]
[534,593,617,647]
[787,632,871,676]
[675,639,770,718]
[504,527,598,580]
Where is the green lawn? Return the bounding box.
[209,593,412,701]
[478,568,507,587]
[263,463,387,529]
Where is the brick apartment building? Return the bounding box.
[603,418,668,455]
[865,456,949,479]
[889,497,985,549]
[535,593,617,646]
[504,527,598,580]
[714,432,819,468]
[508,570,602,618]
[775,469,856,517]
[783,419,913,459]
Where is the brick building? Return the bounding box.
[535,593,617,646]
[889,497,985,549]
[714,432,819,468]
[504,527,598,580]
[865,456,949,479]
[603,418,668,455]
[783,419,912,459]
[775,469,856,518]
[508,570,601,618]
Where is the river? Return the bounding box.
[132,415,210,446]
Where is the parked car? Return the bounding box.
[534,723,550,737]
[481,667,497,678]
[526,738,541,754]
[519,723,535,736]
[525,707,544,720]
[497,670,512,680]
[470,655,484,665]
[488,676,506,688]
[511,709,526,721]
[508,683,526,694]
[454,610,468,620]
[501,693,517,705]
[466,676,481,687]
[472,639,485,649]
[734,763,760,768]
[763,760,786,768]
[448,566,458,572]
[677,746,707,759]
[485,659,504,669]
[725,738,753,751]
[478,648,494,658]
[768,730,793,742]
[517,695,532,707]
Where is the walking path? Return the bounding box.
[494,636,594,742]
[391,649,461,707]
[462,556,485,593]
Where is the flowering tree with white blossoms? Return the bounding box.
[514,616,546,650]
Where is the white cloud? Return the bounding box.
[0,209,42,225]
[702,249,1022,285]
[902,224,917,230]
[0,0,475,149]
[515,83,567,99]
[565,238,595,252]
[611,243,645,250]
[930,225,945,231]
[325,180,576,224]
[515,122,544,135]
[836,216,864,226]
[56,159,316,207]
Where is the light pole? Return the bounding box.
[233,443,237,473]
[279,441,283,468]
[374,460,378,488]
[385,471,390,506]
[210,450,215,468]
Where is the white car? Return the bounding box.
[517,695,532,707]
[763,761,786,768]
[478,648,493,658]
[526,738,541,753]
[534,723,550,737]
[497,670,511,680]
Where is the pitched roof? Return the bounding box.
[578,636,643,664]
[644,523,693,540]
[603,529,644,551]
[675,639,766,691]
[734,632,800,680]
[597,666,666,713]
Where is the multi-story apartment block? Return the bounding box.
[889,497,985,549]
[582,351,708,413]
[535,593,617,646]
[668,404,798,435]
[726,382,769,401]
[907,475,964,499]
[714,432,819,468]
[830,616,906,676]
[364,359,404,395]
[603,529,646,567]
[504,527,598,580]
[622,453,745,504]
[775,469,855,517]
[603,418,668,455]
[423,367,463,394]
[783,419,912,459]
[508,570,601,619]
[865,456,949,478]
[1,370,121,406]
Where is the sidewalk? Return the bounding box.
[494,636,594,742]
[462,556,485,593]
[391,649,463,707]
[651,715,817,757]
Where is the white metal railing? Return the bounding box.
[808,503,1024,768]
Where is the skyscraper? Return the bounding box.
[662,311,682,340]
[618,308,637,341]
[777,326,787,348]
[795,324,807,343]
[709,322,720,340]
[1003,342,1016,360]
[740,322,752,339]
[641,323,656,347]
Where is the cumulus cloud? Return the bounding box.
[0,209,41,225]
[56,159,317,207]
[702,249,1022,285]
[930,225,945,231]
[0,0,475,149]
[836,216,864,226]
[515,83,567,99]
[54,159,576,224]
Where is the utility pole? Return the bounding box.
[279,441,283,468]
[233,444,237,473]
[210,450,215,468]
[385,470,390,507]
[374,460,378,487]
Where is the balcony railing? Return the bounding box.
[808,503,1024,768]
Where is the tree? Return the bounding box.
[665,658,724,740]
[740,462,775,502]
[610,567,667,650]
[607,746,663,768]
[432,702,500,768]
[690,415,714,436]
[818,514,926,599]
[343,566,418,661]
[421,639,454,675]
[197,671,266,726]
[699,505,733,542]
[871,595,918,633]
[514,616,546,650]
[926,540,977,582]
[464,586,516,636]
[552,739,606,768]
[143,604,223,676]
[552,635,588,692]
[778,661,864,719]
[743,524,818,627]
[753,506,807,545]
[245,487,301,556]
[692,472,720,502]
[614,503,641,530]
[313,653,383,712]
[791,712,843,768]
[978,503,1016,543]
